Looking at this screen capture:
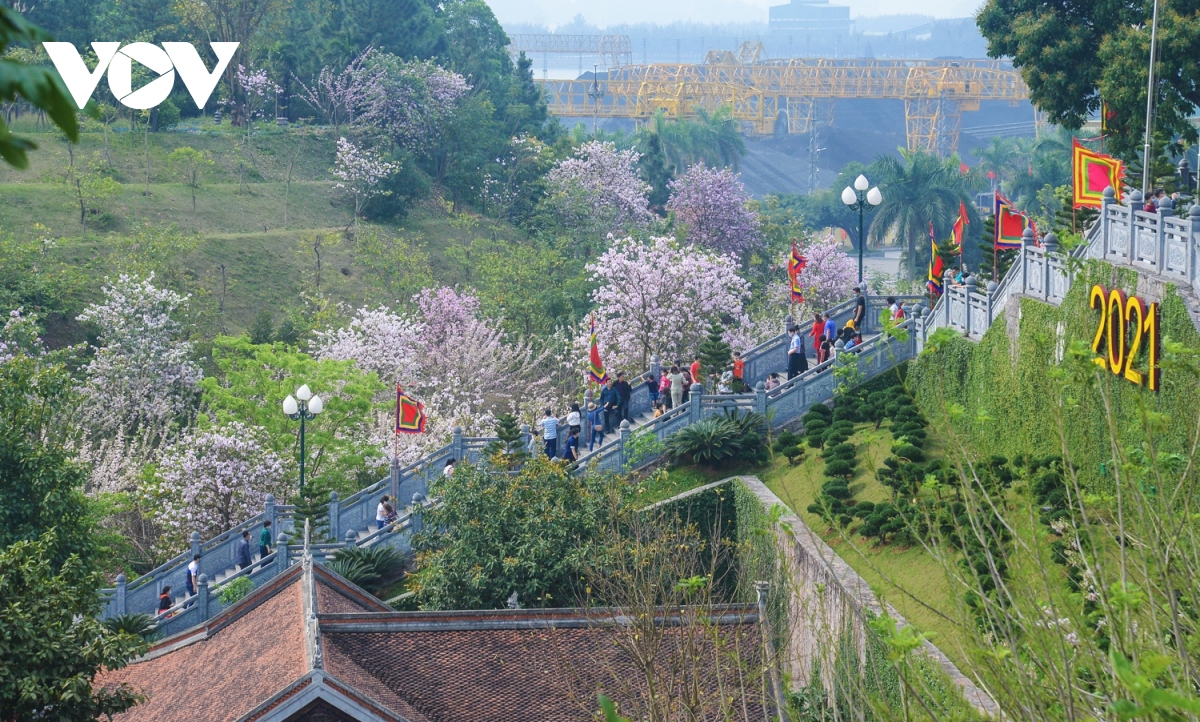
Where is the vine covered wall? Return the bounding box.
[908,260,1200,489]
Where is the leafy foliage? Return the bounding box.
[0,8,81,169]
[217,576,254,606]
[664,410,768,469]
[327,544,405,595]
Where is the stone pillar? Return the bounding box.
[190,530,201,561]
[276,533,289,574]
[1020,226,1034,292]
[1157,197,1174,274]
[1101,186,1115,257]
[986,280,997,324]
[521,423,534,457]
[618,420,632,471]
[114,574,127,616]
[783,311,792,335]
[964,276,977,335]
[1190,204,1200,287]
[1043,231,1058,300]
[327,491,340,542]
[689,383,704,424]
[650,354,661,383]
[197,574,210,620]
[451,426,465,463]
[943,269,954,326]
[411,493,426,535]
[834,339,845,357]
[344,529,357,547]
[264,494,276,532]
[754,381,767,414]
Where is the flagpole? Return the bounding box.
[1141,0,1160,198]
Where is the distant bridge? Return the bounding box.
[536,42,1032,154]
[507,34,633,68]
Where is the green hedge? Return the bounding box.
[908,261,1200,490]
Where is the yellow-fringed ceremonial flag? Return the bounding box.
[1072,139,1123,208]
[787,241,807,303]
[588,314,608,385]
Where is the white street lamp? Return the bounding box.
[283,386,322,495]
[842,175,883,282]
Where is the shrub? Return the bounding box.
[832,405,859,423]
[824,459,856,479]
[783,445,806,466]
[218,576,254,606]
[665,417,741,466]
[103,613,158,641]
[893,444,925,463]
[803,405,831,423]
[821,480,851,499]
[852,500,876,518]
[327,544,405,594]
[824,442,857,460]
[773,430,800,453]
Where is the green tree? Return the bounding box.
[483,413,529,469]
[977,0,1200,158]
[249,309,275,344]
[698,322,732,385]
[868,149,978,280]
[70,156,122,234]
[0,532,146,720]
[0,8,83,169]
[410,459,628,610]
[198,336,388,496]
[167,146,215,217]
[0,354,95,568]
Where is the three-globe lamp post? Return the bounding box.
[841,174,883,283]
[282,384,323,497]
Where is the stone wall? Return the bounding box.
[735,476,1001,718]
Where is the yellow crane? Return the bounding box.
[536,44,1030,154]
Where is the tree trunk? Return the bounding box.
[144,122,151,195]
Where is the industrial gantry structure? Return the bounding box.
[533,41,1031,154]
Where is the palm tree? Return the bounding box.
[974,137,1019,189]
[689,106,745,169]
[868,149,979,280]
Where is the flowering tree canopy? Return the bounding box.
[292,47,380,131]
[0,308,43,364]
[333,137,399,236]
[237,65,280,122]
[666,165,762,257]
[313,287,555,463]
[545,141,652,235]
[357,53,470,151]
[588,236,750,370]
[144,422,289,553]
[76,274,201,437]
[792,234,858,313]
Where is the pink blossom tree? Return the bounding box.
[292,47,382,132]
[357,53,470,152]
[332,137,398,240]
[76,274,202,438]
[313,287,558,463]
[791,234,858,313]
[236,64,280,123]
[143,422,290,553]
[545,141,651,236]
[0,308,43,364]
[588,235,750,370]
[666,165,762,257]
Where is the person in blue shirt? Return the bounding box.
[539,408,558,459]
[599,378,622,433]
[237,530,252,571]
[587,402,605,451]
[564,427,580,463]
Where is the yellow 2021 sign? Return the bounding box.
[1089,284,1160,391]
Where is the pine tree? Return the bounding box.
[1124,133,1179,196]
[292,486,332,542]
[249,309,274,345]
[485,413,529,469]
[698,322,732,387]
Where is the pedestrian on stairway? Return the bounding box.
[158,586,174,615]
[644,373,659,406]
[376,495,391,531]
[787,326,808,379]
[564,427,580,463]
[186,554,201,597]
[668,365,686,408]
[658,370,672,409]
[690,355,702,387]
[540,408,559,459]
[615,372,633,423]
[588,402,606,451]
[731,351,745,392]
[810,313,824,355]
[823,314,837,345]
[852,286,866,328]
[259,520,272,559]
[566,403,582,435]
[237,530,252,571]
[600,378,621,432]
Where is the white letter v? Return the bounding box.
[163,42,240,109]
[43,42,121,109]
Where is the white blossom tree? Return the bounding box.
[332,137,398,240]
[588,235,750,370]
[545,140,652,237]
[76,274,201,438]
[142,422,290,553]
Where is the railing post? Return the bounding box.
[452,426,465,463]
[411,493,426,535]
[114,573,127,616]
[1020,226,1033,293]
[276,533,290,574]
[1101,186,1114,257]
[520,423,533,457]
[986,280,997,324]
[1127,189,1143,266]
[327,491,340,541]
[689,383,704,424]
[783,311,792,335]
[1043,231,1058,300]
[190,530,201,561]
[197,574,210,621]
[1190,203,1200,290]
[755,381,767,414]
[650,354,660,383]
[943,269,954,327]
[964,276,976,335]
[344,529,357,547]
[618,420,631,470]
[264,494,276,532]
[1157,196,1174,274]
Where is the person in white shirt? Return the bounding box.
[787,326,808,379]
[566,403,581,434]
[540,409,559,459]
[186,555,200,597]
[444,458,455,477]
[376,495,391,530]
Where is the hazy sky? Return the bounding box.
[487,0,985,29]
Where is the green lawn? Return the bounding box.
[760,423,973,672]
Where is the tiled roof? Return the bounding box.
[321,608,765,722]
[98,570,308,722]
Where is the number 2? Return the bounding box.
[1090,284,1108,370]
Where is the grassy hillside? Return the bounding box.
[0,116,529,335]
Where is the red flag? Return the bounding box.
[959,162,970,174]
[927,223,944,296]
[588,314,608,385]
[951,201,969,249]
[395,385,426,434]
